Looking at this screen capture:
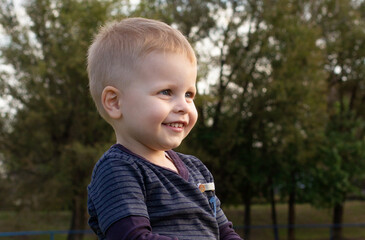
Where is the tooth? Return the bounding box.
[166,123,184,128]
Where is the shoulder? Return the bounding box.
[89,145,144,187]
[175,152,209,171]
[175,152,214,182]
[91,145,133,172]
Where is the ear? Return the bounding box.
[101,86,123,119]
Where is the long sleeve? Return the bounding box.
[106,216,178,240]
[219,221,243,240]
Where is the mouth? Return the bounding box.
[164,122,185,128]
[162,121,187,130]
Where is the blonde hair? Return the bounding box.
[87,17,197,119]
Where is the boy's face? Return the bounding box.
[116,51,198,153]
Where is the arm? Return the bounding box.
[219,221,243,240]
[215,199,243,240]
[89,150,179,240]
[213,194,242,240]
[106,216,178,240]
[210,194,242,240]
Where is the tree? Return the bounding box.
[258,1,327,239]
[186,1,327,239]
[0,0,219,239]
[1,1,364,240]
[308,1,365,239]
[0,0,120,239]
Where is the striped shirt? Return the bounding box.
[87,144,230,240]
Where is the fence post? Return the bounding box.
[49,232,54,240]
[329,224,333,240]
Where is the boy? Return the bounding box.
[87,17,243,240]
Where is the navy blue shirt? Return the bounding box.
[87,144,242,240]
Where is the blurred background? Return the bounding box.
[0,0,364,240]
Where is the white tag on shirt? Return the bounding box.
[197,182,215,193]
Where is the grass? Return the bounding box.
[223,200,365,240]
[0,211,95,240]
[0,201,364,240]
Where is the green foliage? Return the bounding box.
[0,0,365,238]
[311,113,365,208]
[0,0,119,210]
[303,0,365,211]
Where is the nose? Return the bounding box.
[173,96,190,113]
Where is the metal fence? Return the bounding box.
[0,223,364,240]
[0,229,93,240]
[234,223,365,240]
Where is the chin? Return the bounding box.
[166,141,182,150]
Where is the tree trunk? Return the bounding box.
[288,185,296,240]
[67,194,87,240]
[332,202,344,240]
[269,180,280,240]
[243,185,252,240]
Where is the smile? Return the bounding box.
[165,123,185,128]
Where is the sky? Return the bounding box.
[0,0,26,114]
[0,0,235,114]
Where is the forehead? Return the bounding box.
[132,51,197,86]
[143,51,196,73]
[143,50,196,66]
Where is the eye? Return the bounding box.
[159,89,172,96]
[185,91,195,99]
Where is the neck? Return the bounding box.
[121,144,165,163]
[115,137,165,164]
[114,132,177,172]
[115,137,178,173]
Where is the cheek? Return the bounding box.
[146,103,170,123]
[189,106,198,126]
